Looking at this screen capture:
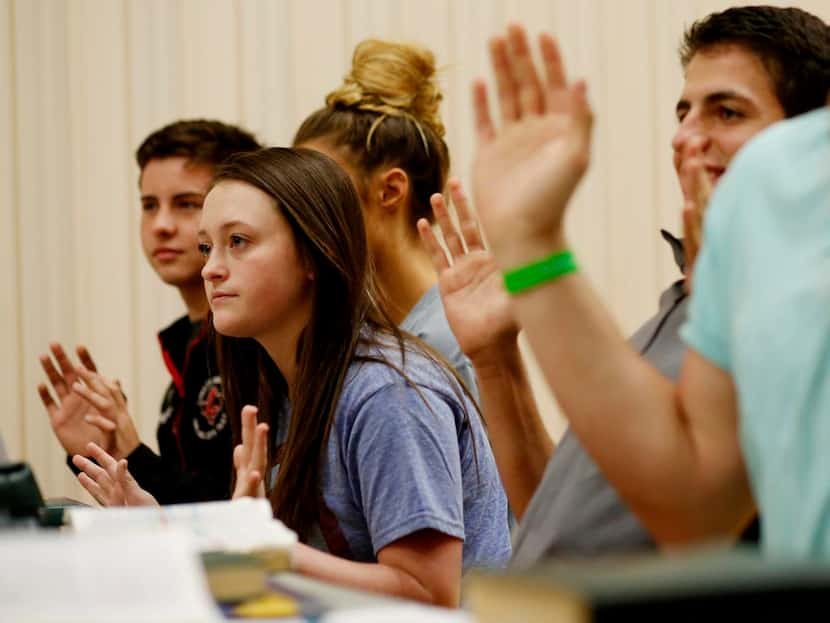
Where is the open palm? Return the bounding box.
[74,442,158,507]
[38,343,113,456]
[232,405,269,499]
[419,180,518,361]
[472,26,593,264]
[72,365,141,460]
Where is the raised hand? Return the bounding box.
[232,405,269,499]
[678,136,713,293]
[472,24,592,267]
[418,178,519,364]
[73,441,158,507]
[38,343,113,456]
[71,365,141,460]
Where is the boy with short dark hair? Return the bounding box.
[39,119,261,503]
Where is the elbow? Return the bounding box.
[640,488,755,548]
[395,575,459,608]
[426,584,461,609]
[377,531,463,607]
[390,570,460,608]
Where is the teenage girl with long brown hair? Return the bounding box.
[74,147,510,606]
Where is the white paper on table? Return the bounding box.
[67,497,296,553]
[0,527,222,623]
[322,605,477,623]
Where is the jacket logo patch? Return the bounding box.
[194,376,227,440]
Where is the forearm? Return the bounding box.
[472,341,553,520]
[501,237,722,539]
[468,23,749,544]
[292,543,457,607]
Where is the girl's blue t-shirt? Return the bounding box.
[273,338,511,571]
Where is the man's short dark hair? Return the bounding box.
[136,119,261,170]
[680,6,830,118]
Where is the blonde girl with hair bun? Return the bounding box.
[294,39,478,399]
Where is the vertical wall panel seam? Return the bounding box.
[285,0,296,125]
[9,0,25,457]
[175,0,184,115]
[599,0,611,290]
[67,0,83,347]
[391,0,401,35]
[123,0,141,412]
[446,0,456,176]
[343,0,352,59]
[234,0,243,121]
[649,0,662,294]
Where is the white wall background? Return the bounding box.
[2,0,828,500]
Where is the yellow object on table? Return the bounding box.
[232,592,300,619]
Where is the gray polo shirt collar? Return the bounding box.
[660,229,685,275]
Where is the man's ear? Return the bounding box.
[376,168,409,213]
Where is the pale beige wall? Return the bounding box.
[2,0,828,499]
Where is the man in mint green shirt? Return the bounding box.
[682,107,830,556]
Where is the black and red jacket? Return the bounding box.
[126,315,232,504]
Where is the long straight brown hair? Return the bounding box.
[211,147,370,540]
[210,148,474,541]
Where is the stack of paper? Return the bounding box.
[322,605,476,622]
[0,528,221,622]
[67,498,298,603]
[67,497,296,555]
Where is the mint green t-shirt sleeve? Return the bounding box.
[680,180,735,372]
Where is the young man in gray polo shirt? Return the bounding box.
[420,5,830,566]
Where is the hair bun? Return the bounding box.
[326,39,445,138]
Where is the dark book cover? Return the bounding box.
[465,546,830,622]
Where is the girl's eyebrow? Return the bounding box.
[198,220,248,237]
[141,191,205,201]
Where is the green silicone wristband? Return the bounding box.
[503,250,577,294]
